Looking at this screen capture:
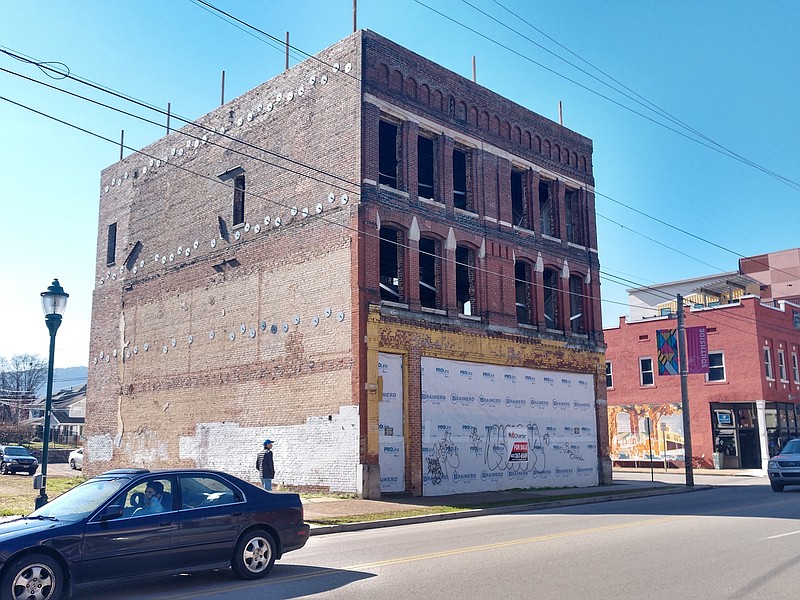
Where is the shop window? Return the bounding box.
[640,357,655,386]
[606,361,613,388]
[778,349,788,382]
[511,169,528,228]
[514,261,532,325]
[792,352,800,384]
[455,246,476,316]
[539,179,557,237]
[106,222,117,266]
[543,268,560,329]
[379,228,404,302]
[568,274,585,334]
[418,135,435,200]
[419,237,441,309]
[764,347,774,380]
[707,351,725,382]
[379,120,399,188]
[453,148,470,210]
[564,187,584,245]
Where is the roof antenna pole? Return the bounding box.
[220,71,225,106]
[285,32,290,71]
[166,102,171,134]
[353,0,357,33]
[558,100,563,126]
[119,130,124,160]
[472,55,476,83]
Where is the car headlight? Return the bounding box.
[768,460,779,469]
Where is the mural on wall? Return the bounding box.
[607,403,685,462]
[378,352,405,493]
[419,357,598,496]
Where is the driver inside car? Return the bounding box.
[133,481,166,515]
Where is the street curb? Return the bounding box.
[308,484,711,535]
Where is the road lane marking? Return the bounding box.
[764,530,800,540]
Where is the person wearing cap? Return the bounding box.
[256,439,275,490]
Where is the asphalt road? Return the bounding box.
[75,475,799,600]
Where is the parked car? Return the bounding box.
[0,445,38,476]
[68,447,83,470]
[0,468,310,600]
[767,438,800,492]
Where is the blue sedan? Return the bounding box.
[0,468,310,600]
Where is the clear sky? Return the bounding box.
[1,1,798,368]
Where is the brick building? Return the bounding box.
[605,250,800,472]
[87,30,608,497]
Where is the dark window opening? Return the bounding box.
[606,362,613,388]
[708,351,725,382]
[379,120,399,188]
[539,180,556,237]
[569,274,585,334]
[511,169,527,228]
[380,228,404,302]
[106,222,117,266]
[453,148,469,210]
[419,238,441,309]
[515,261,532,325]
[455,246,476,316]
[418,135,435,200]
[565,188,583,245]
[543,268,560,329]
[640,357,654,386]
[233,175,245,226]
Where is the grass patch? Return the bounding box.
[0,476,85,517]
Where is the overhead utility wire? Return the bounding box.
[485,0,800,191]
[175,5,797,285]
[413,0,800,193]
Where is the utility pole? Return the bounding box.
[677,293,694,486]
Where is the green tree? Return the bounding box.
[0,354,47,424]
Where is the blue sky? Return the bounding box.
[1,1,798,367]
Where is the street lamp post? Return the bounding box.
[35,279,69,509]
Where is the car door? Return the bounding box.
[77,476,178,584]
[171,474,245,570]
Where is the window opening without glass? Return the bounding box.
[418,135,435,200]
[419,238,441,309]
[106,222,117,266]
[543,268,559,329]
[514,261,532,325]
[379,120,399,188]
[379,228,404,302]
[455,246,476,316]
[453,148,468,210]
[511,169,527,228]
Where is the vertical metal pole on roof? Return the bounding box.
[558,101,563,126]
[353,0,357,33]
[677,293,695,486]
[221,71,226,106]
[472,56,476,83]
[285,32,290,71]
[166,102,171,134]
[119,130,124,160]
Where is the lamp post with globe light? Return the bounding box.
[35,279,69,509]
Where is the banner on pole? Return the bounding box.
[657,329,678,375]
[686,326,709,374]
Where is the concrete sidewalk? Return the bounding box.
[301,474,711,535]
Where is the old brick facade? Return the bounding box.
[87,30,608,497]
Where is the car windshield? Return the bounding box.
[27,478,128,522]
[4,446,31,456]
[780,440,800,455]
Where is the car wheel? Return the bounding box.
[69,459,76,470]
[770,481,785,492]
[232,529,276,580]
[0,463,8,475]
[28,469,37,476]
[1,552,64,600]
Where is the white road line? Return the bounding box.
[764,530,800,540]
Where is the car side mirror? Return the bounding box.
[99,504,123,521]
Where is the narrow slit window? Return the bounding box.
[764,347,774,379]
[379,120,399,188]
[379,228,404,302]
[539,180,555,237]
[605,362,613,388]
[568,274,585,334]
[515,261,532,325]
[455,246,476,316]
[418,135,435,200]
[565,187,583,245]
[419,238,441,309]
[543,268,559,329]
[453,148,469,210]
[233,175,245,226]
[511,169,527,228]
[707,351,725,382]
[106,222,117,266]
[640,357,655,386]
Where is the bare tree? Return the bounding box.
[0,354,47,424]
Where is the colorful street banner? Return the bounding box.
[657,329,679,375]
[686,326,709,374]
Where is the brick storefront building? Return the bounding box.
[605,251,800,472]
[87,30,609,497]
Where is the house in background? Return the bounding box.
[27,384,86,446]
[87,30,608,497]
[605,248,800,471]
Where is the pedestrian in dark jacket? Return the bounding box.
[256,439,275,490]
